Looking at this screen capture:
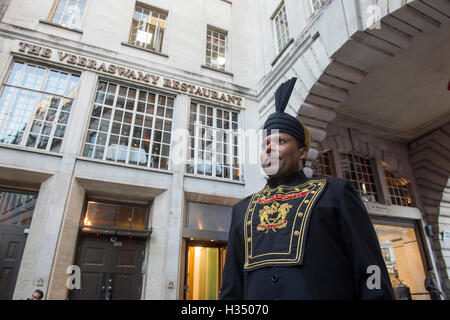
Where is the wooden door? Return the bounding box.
[69,233,145,300]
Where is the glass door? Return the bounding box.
[185,243,226,300]
[373,220,430,300]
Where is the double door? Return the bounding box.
[0,225,28,300]
[69,233,145,300]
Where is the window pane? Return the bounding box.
[186,202,232,232]
[374,223,430,300]
[187,102,241,181]
[129,5,166,52]
[83,81,174,170]
[0,62,79,152]
[205,28,227,71]
[51,0,87,29]
[339,153,378,202]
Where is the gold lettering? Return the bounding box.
[19,42,29,52]
[41,48,52,58]
[87,59,97,69]
[151,75,160,85]
[227,95,235,105]
[138,72,150,83]
[67,54,78,64]
[28,45,42,56]
[219,93,228,103]
[117,66,127,77]
[163,78,172,88]
[58,51,69,62]
[108,65,116,74]
[77,57,87,67]
[97,63,108,72]
[202,88,210,98]
[194,87,203,96]
[127,69,137,80]
[172,81,180,90]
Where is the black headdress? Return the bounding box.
[263,77,311,149]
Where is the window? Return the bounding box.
[0,62,80,152]
[129,4,167,53]
[373,221,430,300]
[272,3,290,54]
[186,202,232,233]
[313,150,335,177]
[187,102,241,181]
[0,190,37,227]
[82,81,174,170]
[384,169,413,207]
[205,27,227,71]
[340,153,379,202]
[51,0,87,29]
[81,201,148,232]
[310,0,327,11]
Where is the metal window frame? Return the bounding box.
[129,3,168,53]
[49,0,88,29]
[271,2,290,54]
[339,152,380,203]
[82,79,175,170]
[205,25,228,72]
[187,100,241,182]
[79,198,152,237]
[0,61,79,153]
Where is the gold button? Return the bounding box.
[278,187,283,192]
[304,200,310,204]
[311,191,316,194]
[247,238,251,243]
[297,212,303,218]
[295,188,300,192]
[247,220,252,225]
[294,231,300,236]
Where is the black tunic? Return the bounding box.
[220,171,394,300]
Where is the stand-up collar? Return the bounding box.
[266,170,308,188]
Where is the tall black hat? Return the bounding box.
[263,77,311,149]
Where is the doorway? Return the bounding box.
[0,189,37,300]
[185,242,226,300]
[69,233,145,300]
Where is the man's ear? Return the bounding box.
[299,147,308,160]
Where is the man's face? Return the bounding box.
[260,132,307,179]
[30,291,41,300]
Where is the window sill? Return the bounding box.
[75,156,174,175]
[184,173,244,185]
[0,143,64,158]
[38,19,83,34]
[121,42,169,58]
[271,38,294,67]
[201,65,233,77]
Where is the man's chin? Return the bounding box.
[262,165,280,178]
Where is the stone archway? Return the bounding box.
[259,0,450,296]
[409,124,450,297]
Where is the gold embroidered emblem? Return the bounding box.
[257,201,292,233]
[243,179,328,271]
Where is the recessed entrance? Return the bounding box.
[69,200,150,300]
[185,242,226,300]
[69,233,145,300]
[0,189,37,300]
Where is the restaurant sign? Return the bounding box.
[14,41,244,108]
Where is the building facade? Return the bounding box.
[0,0,449,300]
